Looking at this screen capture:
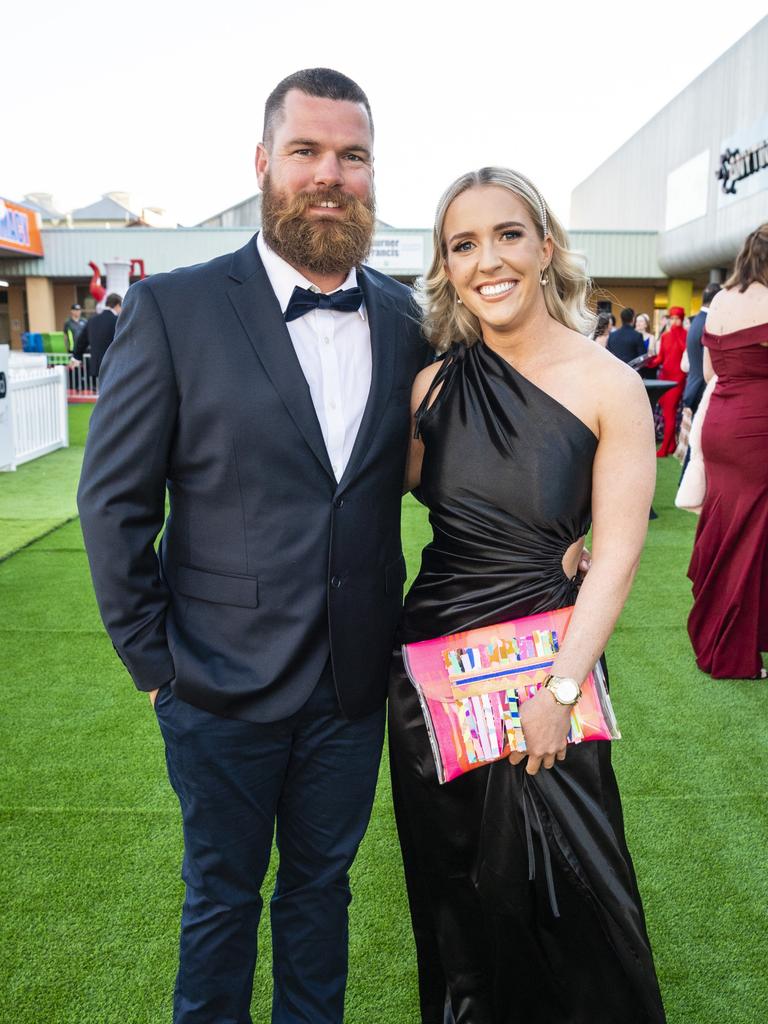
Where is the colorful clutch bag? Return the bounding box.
[401,605,620,783]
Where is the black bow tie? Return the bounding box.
[283,285,364,323]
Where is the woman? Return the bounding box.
[646,307,688,456]
[635,312,656,353]
[389,168,665,1024]
[687,224,768,679]
[590,310,612,346]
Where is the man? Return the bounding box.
[77,69,425,1024]
[63,303,87,353]
[71,292,122,377]
[683,282,721,414]
[606,306,646,363]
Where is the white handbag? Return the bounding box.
[675,377,717,514]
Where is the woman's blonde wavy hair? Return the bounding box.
[416,167,595,352]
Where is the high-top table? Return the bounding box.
[643,379,678,520]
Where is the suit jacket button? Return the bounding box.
[334,497,344,509]
[331,575,342,589]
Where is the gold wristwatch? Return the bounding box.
[543,674,582,707]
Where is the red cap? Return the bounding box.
[669,306,685,318]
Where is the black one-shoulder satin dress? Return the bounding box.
[389,342,665,1024]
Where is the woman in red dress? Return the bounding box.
[647,306,688,456]
[688,224,768,679]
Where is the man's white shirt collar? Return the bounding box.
[257,231,366,321]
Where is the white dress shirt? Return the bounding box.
[257,232,372,482]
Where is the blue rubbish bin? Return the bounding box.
[22,332,44,353]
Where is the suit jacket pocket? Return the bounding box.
[385,554,407,594]
[174,565,259,607]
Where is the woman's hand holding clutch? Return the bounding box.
[510,691,572,775]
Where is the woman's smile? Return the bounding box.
[476,278,520,301]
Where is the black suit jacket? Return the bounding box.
[73,308,119,376]
[606,326,646,364]
[77,236,427,722]
[682,309,707,411]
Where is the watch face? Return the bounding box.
[554,678,580,703]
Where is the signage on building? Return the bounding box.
[367,233,425,273]
[0,198,44,258]
[716,140,768,194]
[716,115,768,206]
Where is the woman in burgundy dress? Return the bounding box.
[688,224,768,679]
[646,307,688,456]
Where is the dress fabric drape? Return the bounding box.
[389,342,666,1024]
[687,323,768,678]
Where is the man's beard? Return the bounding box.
[260,174,376,276]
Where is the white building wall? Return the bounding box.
[570,17,768,275]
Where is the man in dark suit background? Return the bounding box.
[607,306,646,363]
[77,69,425,1024]
[71,292,122,377]
[683,282,721,414]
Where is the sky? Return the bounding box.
[5,2,767,229]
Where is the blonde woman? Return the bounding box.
[389,168,665,1023]
[635,312,656,353]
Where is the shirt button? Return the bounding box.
[323,336,330,345]
[329,399,336,410]
[331,575,342,589]
[334,497,344,509]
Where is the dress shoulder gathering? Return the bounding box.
[687,322,768,678]
[389,342,665,1023]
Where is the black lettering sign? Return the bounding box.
[716,139,768,195]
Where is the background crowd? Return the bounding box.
[593,229,768,681]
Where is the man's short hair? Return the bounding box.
[105,293,122,309]
[702,282,721,306]
[263,68,373,148]
[620,307,635,325]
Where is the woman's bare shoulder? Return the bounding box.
[707,282,768,332]
[563,329,647,408]
[563,328,635,375]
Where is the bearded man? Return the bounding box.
[77,68,426,1024]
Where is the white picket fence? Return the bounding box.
[1,362,69,471]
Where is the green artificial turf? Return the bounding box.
[1,448,766,1023]
[66,404,94,448]
[0,405,92,561]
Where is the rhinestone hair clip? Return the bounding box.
[513,172,548,237]
[530,188,548,237]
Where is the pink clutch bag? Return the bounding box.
[402,605,620,783]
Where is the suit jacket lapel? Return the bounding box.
[226,238,335,480]
[338,266,397,491]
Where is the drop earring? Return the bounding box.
[540,267,550,286]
